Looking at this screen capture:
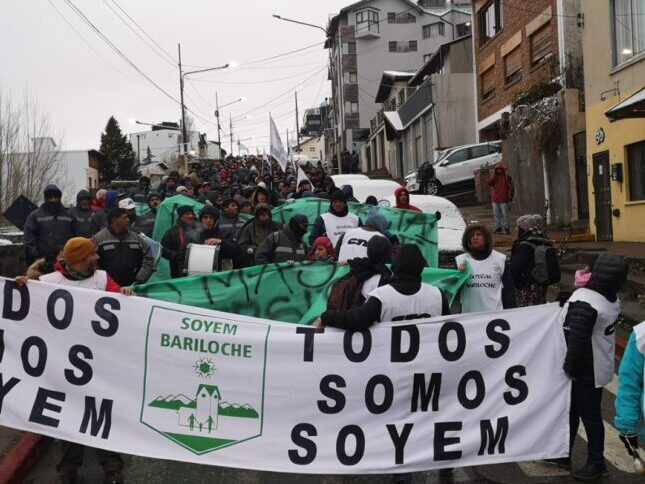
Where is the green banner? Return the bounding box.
[148,197,439,284]
[134,261,470,325]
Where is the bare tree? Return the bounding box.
[0,88,67,216]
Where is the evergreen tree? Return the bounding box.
[99,116,139,182]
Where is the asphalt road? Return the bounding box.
[25,374,644,484]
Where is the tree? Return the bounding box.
[0,88,67,215]
[99,116,138,182]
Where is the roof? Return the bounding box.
[408,34,472,86]
[197,384,221,398]
[605,87,645,121]
[326,0,425,47]
[375,71,415,103]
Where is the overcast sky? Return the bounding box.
[1,0,351,153]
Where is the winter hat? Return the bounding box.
[118,198,136,210]
[176,205,194,217]
[392,244,427,279]
[176,185,189,194]
[257,181,267,189]
[43,184,62,199]
[312,236,334,256]
[104,190,121,210]
[288,214,309,237]
[199,205,219,221]
[340,185,354,199]
[298,179,311,188]
[365,209,391,232]
[330,190,347,203]
[365,195,378,206]
[367,236,393,265]
[254,203,272,217]
[148,191,162,201]
[76,190,92,202]
[222,198,238,209]
[107,207,127,224]
[96,188,107,201]
[63,237,97,265]
[517,214,544,236]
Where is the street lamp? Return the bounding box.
[215,95,245,153]
[272,14,326,33]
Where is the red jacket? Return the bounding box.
[394,187,421,212]
[486,171,514,203]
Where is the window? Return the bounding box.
[456,22,471,37]
[388,12,416,24]
[420,0,446,7]
[628,140,645,200]
[398,89,406,106]
[389,41,416,53]
[356,9,379,33]
[422,22,445,38]
[481,67,496,101]
[470,145,491,159]
[504,47,522,85]
[344,42,356,55]
[389,41,397,52]
[612,0,645,66]
[480,0,503,44]
[530,24,552,65]
[344,72,357,83]
[409,40,418,51]
[446,149,469,165]
[345,101,359,113]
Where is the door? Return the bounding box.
[441,147,471,184]
[592,151,613,241]
[573,132,589,220]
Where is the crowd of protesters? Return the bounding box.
[15,153,641,484]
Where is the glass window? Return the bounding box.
[456,22,471,37]
[446,149,470,165]
[389,41,397,52]
[420,0,446,7]
[388,12,396,24]
[470,145,491,159]
[347,42,356,55]
[481,66,496,101]
[409,40,418,51]
[613,0,645,66]
[504,47,522,85]
[422,22,445,38]
[345,101,359,113]
[356,9,379,33]
[530,24,552,65]
[480,0,503,44]
[628,140,645,200]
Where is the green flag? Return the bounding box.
[134,261,470,325]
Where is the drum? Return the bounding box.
[183,243,220,276]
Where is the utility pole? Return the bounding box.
[215,92,221,158]
[229,113,233,157]
[295,91,300,153]
[178,43,188,171]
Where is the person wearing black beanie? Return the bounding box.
[321,244,449,330]
[160,206,196,278]
[308,189,361,247]
[255,214,309,264]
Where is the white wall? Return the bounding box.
[59,150,91,205]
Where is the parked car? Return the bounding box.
[406,141,502,195]
[331,174,369,186]
[337,179,401,203]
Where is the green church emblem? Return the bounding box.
[140,307,269,454]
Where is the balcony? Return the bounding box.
[355,20,380,40]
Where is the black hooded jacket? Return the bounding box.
[509,229,553,289]
[322,244,449,330]
[70,190,93,237]
[308,191,361,245]
[562,253,629,383]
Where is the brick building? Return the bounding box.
[471,0,588,228]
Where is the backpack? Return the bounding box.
[327,273,365,311]
[521,241,561,285]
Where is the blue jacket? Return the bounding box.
[615,322,645,437]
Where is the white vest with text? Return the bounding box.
[337,227,385,262]
[369,283,443,323]
[320,212,360,248]
[40,269,109,291]
[455,250,506,313]
[564,287,621,388]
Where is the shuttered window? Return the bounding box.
[481,67,496,101]
[504,47,522,85]
[531,24,552,65]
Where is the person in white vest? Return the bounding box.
[614,320,645,474]
[15,237,129,484]
[321,244,449,329]
[455,224,516,313]
[336,208,389,262]
[557,253,629,481]
[308,190,360,248]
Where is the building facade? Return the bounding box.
[472,0,587,228]
[582,0,645,242]
[325,0,472,171]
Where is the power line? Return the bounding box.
[189,66,326,85]
[61,0,180,106]
[102,0,176,68]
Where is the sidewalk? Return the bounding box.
[0,428,50,483]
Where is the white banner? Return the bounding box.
[0,278,570,474]
[269,116,288,172]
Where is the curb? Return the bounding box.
[0,433,50,484]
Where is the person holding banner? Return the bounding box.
[456,224,516,313]
[308,190,361,248]
[336,209,389,262]
[560,253,629,481]
[16,237,128,484]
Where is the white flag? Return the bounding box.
[297,166,312,188]
[269,116,288,172]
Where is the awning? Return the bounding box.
[605,87,645,121]
[383,111,403,131]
